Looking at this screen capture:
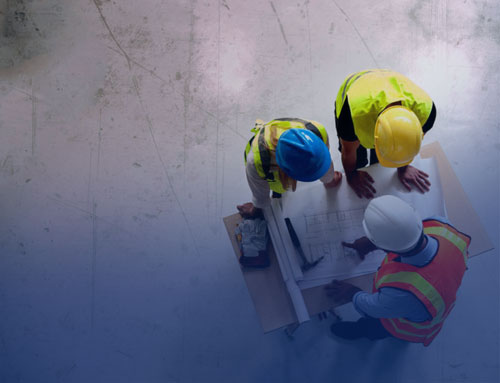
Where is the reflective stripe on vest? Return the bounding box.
[335,69,376,117]
[274,118,325,141]
[424,226,468,265]
[244,119,329,194]
[335,69,433,148]
[373,219,471,346]
[383,317,442,345]
[399,301,456,330]
[375,271,445,320]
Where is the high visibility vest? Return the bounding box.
[373,219,471,346]
[335,69,433,148]
[244,118,329,194]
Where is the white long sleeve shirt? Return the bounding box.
[245,148,335,208]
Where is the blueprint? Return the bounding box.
[285,207,387,289]
[272,156,446,290]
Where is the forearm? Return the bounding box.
[246,161,271,209]
[320,162,335,184]
[342,150,358,175]
[397,165,408,175]
[251,195,270,209]
[248,177,271,209]
[362,237,377,252]
[340,139,360,176]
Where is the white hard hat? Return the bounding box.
[362,195,423,253]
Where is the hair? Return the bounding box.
[268,124,297,192]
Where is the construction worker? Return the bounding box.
[237,118,342,218]
[335,69,437,198]
[325,195,471,346]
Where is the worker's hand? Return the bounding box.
[324,280,362,302]
[346,170,376,199]
[342,237,377,260]
[323,171,343,189]
[237,202,262,219]
[397,165,431,193]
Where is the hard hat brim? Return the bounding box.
[362,195,423,252]
[276,129,331,182]
[295,146,331,182]
[374,106,422,168]
[375,143,413,168]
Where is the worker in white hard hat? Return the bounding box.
[335,69,437,198]
[237,118,342,218]
[325,195,471,346]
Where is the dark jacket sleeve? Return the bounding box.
[422,103,437,134]
[335,96,358,142]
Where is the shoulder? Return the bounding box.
[424,216,451,225]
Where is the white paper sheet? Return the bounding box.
[285,207,387,289]
[273,156,446,290]
[264,201,310,323]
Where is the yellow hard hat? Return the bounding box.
[374,106,424,168]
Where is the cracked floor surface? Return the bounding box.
[0,1,499,382]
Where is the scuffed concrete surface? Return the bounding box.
[0,1,498,382]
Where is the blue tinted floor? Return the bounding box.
[0,0,498,382]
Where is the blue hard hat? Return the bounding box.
[275,128,331,182]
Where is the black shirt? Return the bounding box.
[335,96,437,143]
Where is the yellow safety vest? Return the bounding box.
[244,118,329,194]
[335,69,433,148]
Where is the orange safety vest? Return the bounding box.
[373,219,471,346]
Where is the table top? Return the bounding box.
[223,141,493,333]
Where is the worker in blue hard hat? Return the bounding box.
[237,118,342,218]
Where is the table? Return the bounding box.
[223,142,493,333]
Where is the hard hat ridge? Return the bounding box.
[374,106,423,168]
[362,195,423,253]
[275,128,331,182]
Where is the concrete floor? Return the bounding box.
[0,0,498,382]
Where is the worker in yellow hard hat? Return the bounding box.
[334,69,437,198]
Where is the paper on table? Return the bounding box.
[279,156,445,290]
[367,156,446,219]
[264,201,310,323]
[285,205,387,289]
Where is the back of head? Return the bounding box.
[362,195,423,253]
[276,128,331,182]
[374,106,423,168]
